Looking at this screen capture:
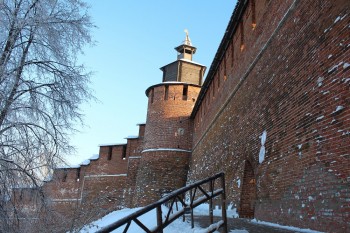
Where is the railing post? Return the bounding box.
[209,180,214,224]
[182,193,186,222]
[156,205,163,233]
[190,189,194,229]
[220,173,228,233]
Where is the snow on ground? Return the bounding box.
[79,205,222,233]
[192,203,239,218]
[79,204,237,233]
[79,204,323,233]
[251,219,323,233]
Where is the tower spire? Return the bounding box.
[184,29,192,46]
[175,29,197,61]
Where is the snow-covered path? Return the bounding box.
[78,204,323,233]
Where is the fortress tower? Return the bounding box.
[133,32,206,206]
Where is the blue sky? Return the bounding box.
[66,1,237,165]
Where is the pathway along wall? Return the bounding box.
[188,0,349,232]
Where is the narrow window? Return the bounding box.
[150,89,154,103]
[240,21,245,51]
[251,0,256,29]
[62,169,67,182]
[76,168,81,181]
[164,85,169,100]
[122,145,127,160]
[182,85,188,100]
[107,146,112,160]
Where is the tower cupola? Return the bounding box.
[160,30,206,85]
[175,30,197,61]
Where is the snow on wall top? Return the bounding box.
[142,148,192,153]
[98,143,126,147]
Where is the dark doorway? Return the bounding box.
[239,160,256,218]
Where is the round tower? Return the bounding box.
[134,32,206,206]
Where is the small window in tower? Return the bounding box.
[150,89,154,104]
[164,85,169,100]
[107,146,112,160]
[76,168,81,181]
[182,85,188,100]
[122,145,127,160]
[62,169,67,182]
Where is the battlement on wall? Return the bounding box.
[11,122,146,226]
[41,123,146,183]
[146,82,201,104]
[192,0,296,135]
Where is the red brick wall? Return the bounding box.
[133,83,201,205]
[189,0,349,232]
[14,124,146,231]
[125,133,144,207]
[43,168,81,200]
[143,84,200,150]
[138,123,146,138]
[133,151,190,206]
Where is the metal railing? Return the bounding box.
[96,172,227,233]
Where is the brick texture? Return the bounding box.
[188,0,349,232]
[134,83,201,205]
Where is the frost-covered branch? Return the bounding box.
[0,0,94,231]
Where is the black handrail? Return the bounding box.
[96,172,227,233]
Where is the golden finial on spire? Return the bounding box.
[184,29,192,46]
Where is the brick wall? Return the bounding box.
[143,84,201,150]
[134,83,201,205]
[11,124,146,231]
[179,61,205,85]
[188,0,349,232]
[133,150,190,206]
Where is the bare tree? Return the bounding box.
[0,0,94,231]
